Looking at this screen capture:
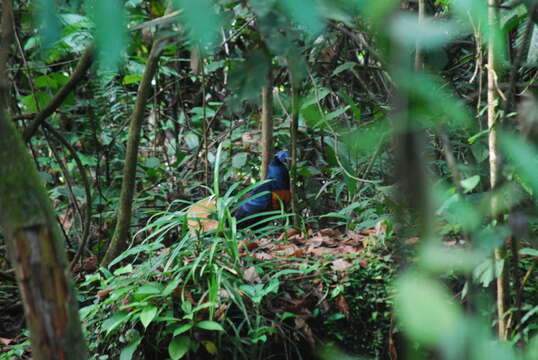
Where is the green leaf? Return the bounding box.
[35,75,58,89]
[78,153,98,166]
[499,131,538,196]
[301,88,331,108]
[168,336,190,360]
[163,278,181,297]
[144,157,160,168]
[390,14,457,49]
[396,272,463,346]
[278,0,324,36]
[173,323,193,336]
[113,264,133,276]
[123,74,142,85]
[520,248,538,257]
[185,132,199,149]
[332,62,355,76]
[22,92,53,113]
[119,337,142,360]
[467,129,489,144]
[181,301,192,314]
[37,0,61,49]
[140,306,158,329]
[460,175,480,193]
[195,320,224,332]
[232,152,248,168]
[174,0,222,53]
[102,311,130,336]
[201,340,218,355]
[91,0,127,71]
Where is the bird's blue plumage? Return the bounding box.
[234,151,290,228]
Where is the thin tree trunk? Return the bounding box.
[487,0,508,340]
[0,2,88,358]
[100,35,168,268]
[289,67,299,227]
[260,64,273,180]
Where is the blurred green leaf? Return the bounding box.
[452,0,506,63]
[520,248,538,257]
[102,311,130,336]
[168,335,190,360]
[185,132,199,149]
[391,14,458,49]
[232,152,248,168]
[460,175,480,193]
[278,0,325,36]
[499,131,538,196]
[37,0,61,49]
[172,323,193,337]
[195,320,224,331]
[396,272,463,346]
[89,0,127,72]
[120,336,142,360]
[123,74,142,85]
[174,0,222,53]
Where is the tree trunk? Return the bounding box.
[260,65,273,180]
[100,36,168,268]
[0,4,88,358]
[487,0,508,340]
[289,67,299,227]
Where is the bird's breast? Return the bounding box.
[271,190,291,210]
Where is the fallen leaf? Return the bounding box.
[187,197,219,232]
[83,255,98,271]
[97,289,112,301]
[277,228,300,241]
[319,228,336,237]
[405,237,420,245]
[244,266,261,283]
[0,337,13,346]
[331,258,353,272]
[375,220,388,236]
[336,294,350,319]
[158,247,170,255]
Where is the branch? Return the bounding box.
[23,45,94,141]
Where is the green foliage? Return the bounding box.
[6,0,538,359]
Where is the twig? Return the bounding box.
[42,123,93,267]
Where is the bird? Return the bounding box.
[187,150,291,232]
[233,150,291,229]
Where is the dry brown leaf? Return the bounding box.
[253,252,274,260]
[83,255,98,271]
[0,337,13,346]
[187,197,219,232]
[294,317,306,329]
[158,247,170,255]
[375,220,388,236]
[336,294,350,319]
[308,236,324,247]
[218,289,230,299]
[405,237,420,245]
[277,228,300,241]
[331,258,353,272]
[244,266,261,283]
[97,288,112,301]
[339,245,360,254]
[319,228,337,237]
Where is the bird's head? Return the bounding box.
[274,150,290,166]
